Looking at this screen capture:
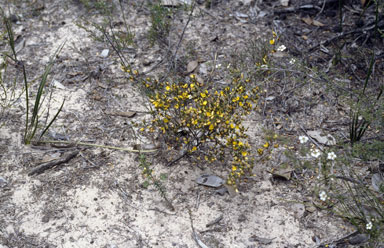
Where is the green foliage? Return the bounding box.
[352,141,384,161]
[77,0,114,15]
[147,2,173,46]
[23,43,66,145]
[139,154,172,206]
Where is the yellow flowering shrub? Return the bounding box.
[123,66,260,188]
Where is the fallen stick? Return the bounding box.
[28,150,79,176]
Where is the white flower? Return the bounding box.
[289,58,296,64]
[277,45,286,52]
[327,152,337,160]
[311,148,321,158]
[216,64,222,69]
[319,191,327,201]
[299,136,308,144]
[261,64,268,68]
[366,221,373,230]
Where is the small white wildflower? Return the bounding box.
[311,148,321,158]
[299,136,309,144]
[261,64,268,68]
[319,191,327,201]
[289,58,296,64]
[327,152,337,160]
[366,221,373,230]
[216,64,222,69]
[277,45,286,52]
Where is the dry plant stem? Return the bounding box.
[188,208,210,248]
[36,140,158,153]
[28,150,79,175]
[170,3,195,71]
[287,115,323,151]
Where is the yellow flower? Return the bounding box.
[190,74,195,79]
[232,165,237,171]
[200,92,207,98]
[202,100,207,105]
[257,148,264,155]
[242,151,247,156]
[230,123,235,129]
[232,96,240,102]
[209,124,214,130]
[263,142,269,148]
[191,146,197,151]
[163,118,169,123]
[166,86,171,91]
[270,39,275,45]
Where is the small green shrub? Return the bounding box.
[147,2,173,46]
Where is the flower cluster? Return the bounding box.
[137,73,259,188]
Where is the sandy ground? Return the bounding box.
[0,0,356,247]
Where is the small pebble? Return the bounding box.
[100,49,109,58]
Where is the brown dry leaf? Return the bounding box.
[312,20,325,27]
[187,60,199,73]
[270,167,294,180]
[97,81,108,89]
[302,16,313,25]
[107,111,136,118]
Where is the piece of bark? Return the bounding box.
[28,150,79,176]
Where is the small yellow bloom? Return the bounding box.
[191,146,197,151]
[257,148,264,155]
[209,124,214,130]
[230,123,235,129]
[263,142,269,148]
[163,118,169,123]
[166,86,171,91]
[274,144,279,148]
[202,100,207,105]
[190,74,195,79]
[269,39,275,45]
[139,127,145,132]
[232,165,237,171]
[242,151,247,156]
[200,92,207,98]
